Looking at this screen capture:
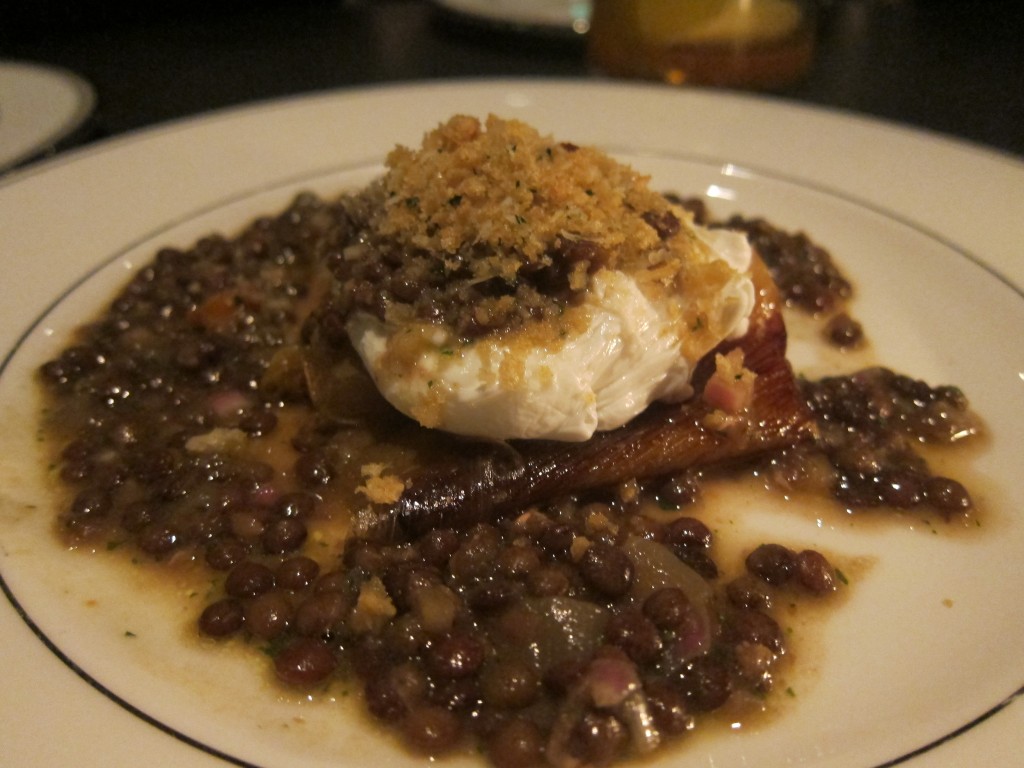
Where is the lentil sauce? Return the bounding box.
[36,187,980,768]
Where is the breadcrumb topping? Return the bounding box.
[380,114,668,267]
[356,462,406,504]
[332,114,744,356]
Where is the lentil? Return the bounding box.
[35,180,981,768]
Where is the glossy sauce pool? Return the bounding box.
[28,190,989,768]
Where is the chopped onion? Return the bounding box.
[519,596,609,670]
[547,653,661,766]
[624,537,713,661]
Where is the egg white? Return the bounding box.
[347,225,755,442]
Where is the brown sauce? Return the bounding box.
[35,190,983,767]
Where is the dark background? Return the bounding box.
[2,0,1023,160]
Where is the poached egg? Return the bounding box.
[339,115,755,442]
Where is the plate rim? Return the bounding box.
[0,58,97,172]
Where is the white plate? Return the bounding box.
[0,60,95,173]
[433,0,591,32]
[1,80,1022,767]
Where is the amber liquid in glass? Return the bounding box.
[588,0,815,90]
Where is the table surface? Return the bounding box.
[2,0,1023,166]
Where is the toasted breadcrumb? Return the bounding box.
[349,576,397,634]
[349,114,740,356]
[380,114,667,266]
[570,535,592,562]
[356,462,406,504]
